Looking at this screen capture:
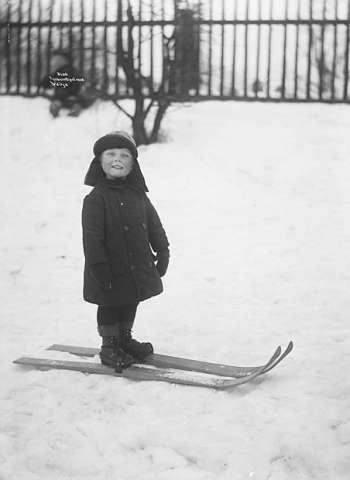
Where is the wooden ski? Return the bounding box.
[47,341,293,378]
[13,346,282,390]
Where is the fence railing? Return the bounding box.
[0,0,350,102]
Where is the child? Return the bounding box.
[41,49,87,117]
[82,131,170,371]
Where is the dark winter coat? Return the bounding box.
[82,177,169,306]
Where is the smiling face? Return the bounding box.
[100,148,134,179]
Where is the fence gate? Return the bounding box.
[0,0,349,102]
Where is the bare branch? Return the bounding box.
[112,100,133,120]
[144,98,155,117]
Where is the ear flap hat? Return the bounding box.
[84,131,148,192]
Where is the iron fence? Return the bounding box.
[0,0,349,102]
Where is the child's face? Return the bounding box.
[100,148,133,179]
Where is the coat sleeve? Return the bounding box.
[144,194,169,253]
[82,192,109,265]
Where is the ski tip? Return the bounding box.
[274,345,282,359]
[13,357,33,365]
[268,345,282,366]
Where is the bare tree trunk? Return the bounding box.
[150,99,170,143]
[113,0,172,145]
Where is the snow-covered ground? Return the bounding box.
[1,96,350,480]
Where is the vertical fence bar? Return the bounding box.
[116,0,122,96]
[173,0,178,95]
[294,0,301,99]
[69,0,74,51]
[68,0,73,70]
[266,0,273,98]
[5,0,11,93]
[0,5,3,91]
[220,0,225,96]
[254,0,262,98]
[195,1,202,96]
[150,0,154,95]
[16,0,22,93]
[27,0,33,94]
[46,0,54,80]
[318,0,326,99]
[103,0,108,91]
[343,0,350,100]
[331,0,338,100]
[243,0,250,97]
[127,2,133,97]
[79,0,85,78]
[231,0,237,96]
[208,0,213,95]
[281,0,289,98]
[0,10,4,92]
[59,0,64,49]
[36,0,43,94]
[91,0,96,85]
[161,0,165,90]
[306,0,313,99]
[138,0,142,73]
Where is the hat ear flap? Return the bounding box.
[84,157,105,186]
[127,158,148,192]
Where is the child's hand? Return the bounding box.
[90,263,113,290]
[156,248,170,277]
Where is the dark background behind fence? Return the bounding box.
[1,0,349,102]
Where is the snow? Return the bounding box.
[1,95,350,479]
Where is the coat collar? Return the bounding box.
[96,177,135,191]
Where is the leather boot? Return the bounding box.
[98,324,134,372]
[121,320,154,362]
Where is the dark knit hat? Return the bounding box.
[93,131,138,159]
[84,131,148,191]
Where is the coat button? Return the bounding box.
[123,225,129,231]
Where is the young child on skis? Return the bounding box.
[82,131,170,371]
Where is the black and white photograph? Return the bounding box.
[1,0,349,478]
